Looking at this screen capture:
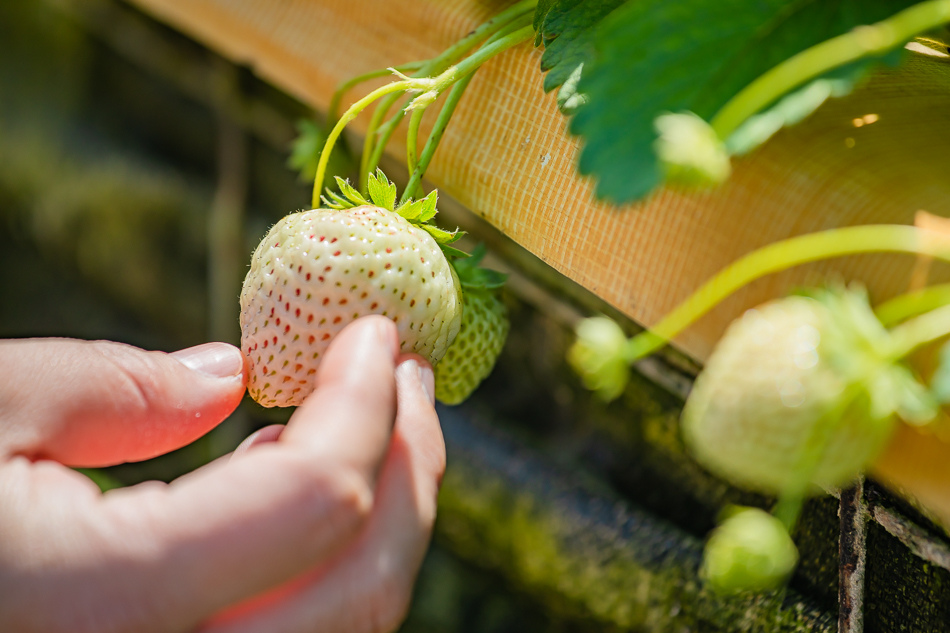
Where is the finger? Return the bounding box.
[0,339,246,467]
[76,318,402,627]
[166,424,286,487]
[201,356,445,633]
[281,315,400,484]
[231,425,285,460]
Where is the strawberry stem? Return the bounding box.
[772,383,863,531]
[406,107,425,192]
[359,0,537,191]
[325,61,425,135]
[312,80,417,207]
[888,303,950,359]
[395,22,534,204]
[624,225,950,362]
[875,282,950,327]
[711,0,950,139]
[400,72,475,206]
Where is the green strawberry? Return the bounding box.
[702,506,799,595]
[434,244,509,404]
[682,287,933,495]
[240,171,463,407]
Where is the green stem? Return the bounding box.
[406,107,425,185]
[772,384,861,530]
[711,0,950,138]
[399,72,475,205]
[312,80,413,207]
[875,283,950,327]
[392,24,533,204]
[888,302,950,358]
[430,24,534,91]
[624,225,950,362]
[360,0,536,188]
[326,62,424,133]
[359,96,397,193]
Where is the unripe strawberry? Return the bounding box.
[435,286,509,405]
[702,506,798,595]
[682,288,931,495]
[434,244,509,405]
[240,173,463,407]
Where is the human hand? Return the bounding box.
[0,316,445,633]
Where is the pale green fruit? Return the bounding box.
[435,287,509,405]
[682,291,908,495]
[703,507,798,595]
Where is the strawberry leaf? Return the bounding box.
[396,189,438,223]
[421,223,463,244]
[535,0,625,114]
[366,168,397,211]
[287,119,326,182]
[569,0,919,203]
[322,189,353,210]
[533,0,557,46]
[397,198,426,221]
[451,243,507,289]
[334,176,369,207]
[416,190,439,223]
[440,243,470,259]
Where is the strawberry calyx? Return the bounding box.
[451,243,507,290]
[322,169,467,259]
[807,285,937,426]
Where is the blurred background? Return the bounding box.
[4,2,950,631]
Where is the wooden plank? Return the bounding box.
[122,0,950,526]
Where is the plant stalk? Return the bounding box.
[625,225,950,362]
[312,80,414,207]
[711,0,950,139]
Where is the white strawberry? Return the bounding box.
[682,287,934,495]
[240,172,463,407]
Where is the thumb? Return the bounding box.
[0,338,247,467]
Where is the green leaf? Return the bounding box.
[396,197,426,221]
[322,189,353,210]
[334,176,369,207]
[287,119,325,182]
[452,242,488,273]
[556,62,589,115]
[451,243,509,289]
[535,0,626,113]
[416,190,439,223]
[396,189,438,223]
[420,223,463,244]
[366,169,397,210]
[440,243,470,259]
[533,0,558,46]
[571,0,919,204]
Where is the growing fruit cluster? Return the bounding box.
[570,225,950,594]
[239,2,539,408]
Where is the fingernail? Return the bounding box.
[171,343,245,379]
[418,362,435,405]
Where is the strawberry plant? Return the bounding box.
[536,0,950,202]
[252,0,950,594]
[243,1,542,406]
[570,224,950,592]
